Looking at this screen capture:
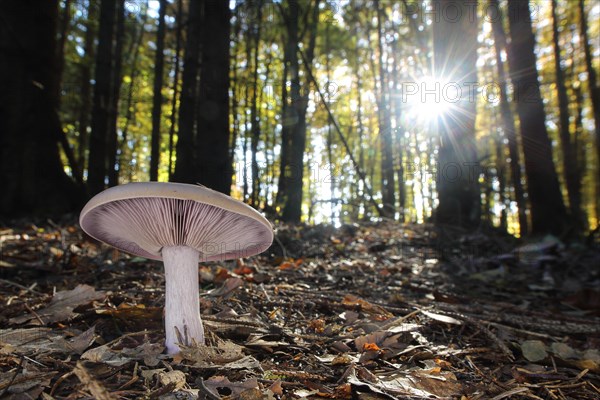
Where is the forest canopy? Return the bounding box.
[1,0,599,239]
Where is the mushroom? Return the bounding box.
[80,182,273,354]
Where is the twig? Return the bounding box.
[24,303,46,325]
[274,234,288,259]
[0,356,24,397]
[50,371,74,396]
[196,378,221,400]
[0,278,44,295]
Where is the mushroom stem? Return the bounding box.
[162,246,204,354]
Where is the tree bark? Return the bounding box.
[119,5,148,178]
[506,0,568,235]
[77,1,98,178]
[275,5,292,210]
[0,0,82,216]
[195,0,232,194]
[488,0,528,235]
[150,0,168,181]
[250,1,264,207]
[325,20,335,223]
[56,0,72,105]
[578,0,600,225]
[551,0,583,233]
[106,0,124,187]
[375,0,395,218]
[432,0,480,228]
[168,0,183,181]
[281,0,321,223]
[173,0,202,184]
[88,0,116,195]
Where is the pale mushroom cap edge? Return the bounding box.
[80,182,274,262]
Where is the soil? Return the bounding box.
[1,218,599,399]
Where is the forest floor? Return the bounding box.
[0,218,599,400]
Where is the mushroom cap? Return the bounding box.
[80,182,273,262]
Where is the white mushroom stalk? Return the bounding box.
[162,246,203,354]
[79,182,273,354]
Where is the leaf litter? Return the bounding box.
[0,219,599,398]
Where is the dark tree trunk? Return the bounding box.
[150,0,167,181]
[375,0,395,218]
[168,0,183,181]
[56,0,72,104]
[88,0,116,195]
[325,21,335,223]
[250,2,264,207]
[281,0,321,223]
[275,8,291,210]
[494,119,508,230]
[106,0,124,187]
[578,0,600,222]
[391,36,405,222]
[77,1,98,178]
[279,0,302,221]
[551,0,583,233]
[0,0,83,216]
[120,5,148,178]
[433,0,480,228]
[195,0,232,194]
[506,0,568,235]
[173,0,202,183]
[488,0,528,235]
[229,6,242,169]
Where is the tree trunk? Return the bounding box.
[352,19,366,219]
[120,6,148,178]
[150,0,168,181]
[391,35,405,222]
[88,0,116,195]
[551,0,583,233]
[506,0,568,235]
[56,0,72,105]
[0,0,82,216]
[281,0,321,223]
[168,0,183,181]
[275,7,291,210]
[229,6,242,169]
[325,20,335,223]
[375,0,395,218]
[250,2,264,207]
[173,0,202,183]
[578,0,600,225]
[77,1,98,178]
[195,0,232,194]
[488,0,528,235]
[433,0,480,228]
[106,0,124,187]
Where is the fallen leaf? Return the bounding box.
[204,376,259,397]
[73,362,115,400]
[421,310,462,325]
[521,340,548,362]
[0,368,55,397]
[208,277,244,297]
[342,295,393,318]
[10,284,105,325]
[96,303,162,320]
[158,370,187,390]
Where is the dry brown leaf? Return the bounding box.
[10,284,105,325]
[208,277,244,297]
[73,362,115,400]
[204,375,259,397]
[342,294,393,318]
[96,303,162,320]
